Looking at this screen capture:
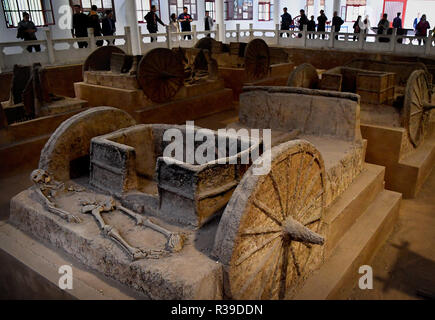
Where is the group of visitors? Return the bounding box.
[280,8,347,39]
[146,6,214,41]
[71,5,116,48]
[17,5,435,52]
[374,12,431,44]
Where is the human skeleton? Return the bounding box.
[30,169,185,261]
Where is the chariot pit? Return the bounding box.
[4,84,401,299]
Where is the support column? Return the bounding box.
[274,0,280,26]
[333,0,341,15]
[122,1,141,55]
[216,0,225,43]
[313,0,320,18]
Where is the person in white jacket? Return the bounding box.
[204,11,214,37]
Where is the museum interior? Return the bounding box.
[0,0,434,300]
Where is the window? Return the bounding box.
[305,0,325,18]
[137,0,160,23]
[205,0,215,20]
[258,1,273,21]
[225,0,253,20]
[169,0,197,20]
[2,0,54,28]
[383,0,407,27]
[69,0,115,20]
[344,0,366,22]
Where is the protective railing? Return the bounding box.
[1,22,434,72]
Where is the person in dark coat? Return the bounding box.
[280,7,292,38]
[72,5,89,48]
[144,5,165,42]
[317,10,328,39]
[307,15,316,39]
[102,10,116,45]
[178,7,193,40]
[298,9,309,38]
[331,11,344,39]
[88,5,103,47]
[17,12,41,52]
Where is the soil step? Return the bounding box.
[323,163,386,257]
[294,189,401,300]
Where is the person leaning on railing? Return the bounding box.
[16,12,41,53]
[145,5,166,42]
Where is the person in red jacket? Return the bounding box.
[416,14,431,45]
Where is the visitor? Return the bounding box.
[393,12,403,44]
[178,7,193,40]
[377,13,390,43]
[72,5,89,48]
[414,13,421,32]
[204,11,214,37]
[102,10,116,45]
[88,5,103,47]
[353,15,362,41]
[416,14,431,45]
[307,16,316,39]
[298,9,309,38]
[17,12,41,53]
[145,5,165,42]
[317,10,328,39]
[169,13,179,33]
[331,11,344,40]
[280,7,292,38]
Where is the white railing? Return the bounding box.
[0,26,132,72]
[1,23,434,72]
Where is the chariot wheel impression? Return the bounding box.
[83,46,125,72]
[214,140,326,300]
[137,48,185,103]
[403,70,435,148]
[194,37,217,52]
[244,38,271,81]
[287,63,319,88]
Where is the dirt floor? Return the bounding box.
[0,108,434,300]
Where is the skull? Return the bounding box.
[30,169,51,184]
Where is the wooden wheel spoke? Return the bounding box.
[411,109,424,117]
[269,169,286,220]
[278,242,290,299]
[287,153,305,217]
[235,239,282,298]
[235,233,281,266]
[253,199,283,226]
[298,191,323,222]
[241,228,282,236]
[293,156,316,217]
[297,174,321,215]
[290,244,302,276]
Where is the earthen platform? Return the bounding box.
[218,62,294,100]
[0,98,88,178]
[74,77,234,124]
[360,121,435,198]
